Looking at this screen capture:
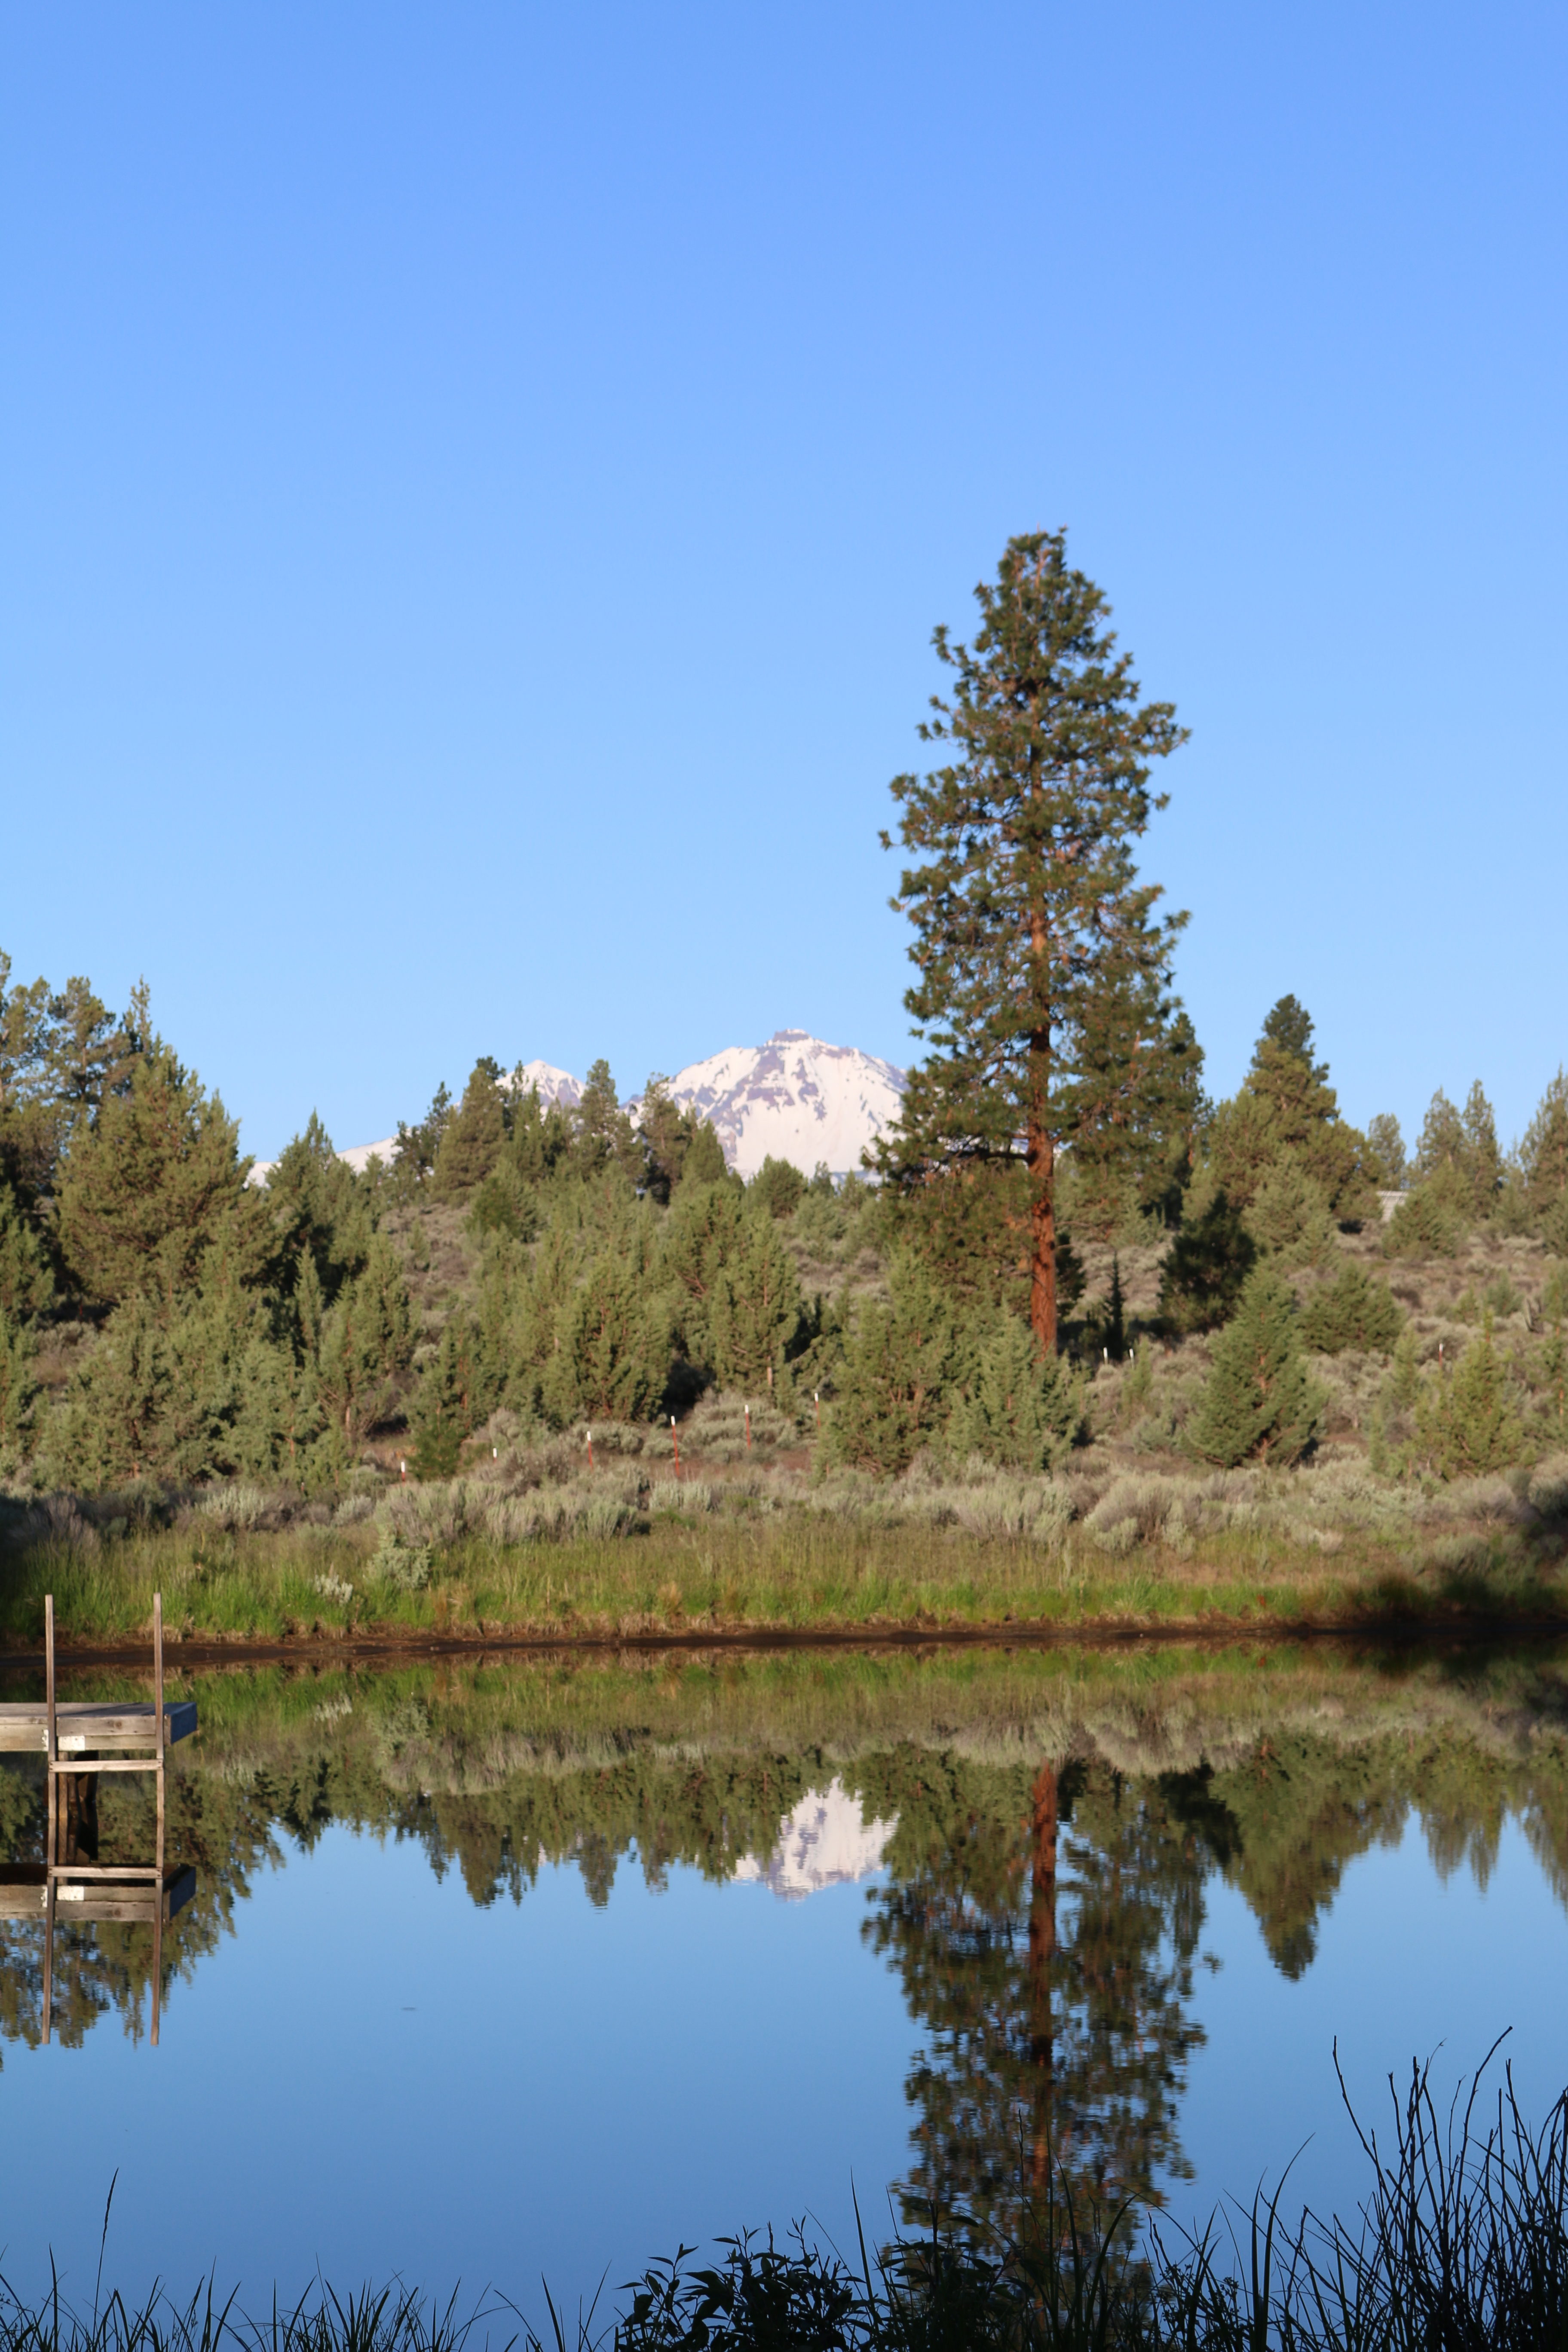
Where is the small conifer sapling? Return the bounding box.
[1184,1267,1324,1468]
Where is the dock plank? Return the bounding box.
[0,1865,196,1924]
[0,1700,197,1753]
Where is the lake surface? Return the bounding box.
[3,1640,1568,2318]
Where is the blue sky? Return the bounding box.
[3,3,1563,1160]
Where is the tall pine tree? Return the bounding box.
[876,531,1188,1354]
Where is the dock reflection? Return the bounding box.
[0,1593,199,2047]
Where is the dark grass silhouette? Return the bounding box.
[4,2047,1566,2352]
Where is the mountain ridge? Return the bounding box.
[634,1029,906,1178]
[251,1030,907,1184]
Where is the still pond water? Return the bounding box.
[3,1640,1568,2314]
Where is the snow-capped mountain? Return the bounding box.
[648,1030,906,1179]
[251,1032,906,1186]
[732,1779,897,1901]
[511,1059,582,1111]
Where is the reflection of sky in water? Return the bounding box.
[1169,1812,1568,2241]
[2,1785,1567,2314]
[0,1820,914,2310]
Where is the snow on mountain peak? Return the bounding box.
[511,1059,582,1110]
[650,1030,906,1179]
[732,1778,897,1901]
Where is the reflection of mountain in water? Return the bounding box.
[732,1778,896,1899]
[4,1644,1568,2122]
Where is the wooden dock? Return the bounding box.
[0,1862,196,1923]
[0,1700,198,1758]
[4,1593,197,2045]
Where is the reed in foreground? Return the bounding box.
[3,2049,1565,2352]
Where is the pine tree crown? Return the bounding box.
[882,529,1190,1174]
[1254,996,1326,1080]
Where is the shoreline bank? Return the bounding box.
[6,1601,1568,1674]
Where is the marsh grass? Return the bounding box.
[2,1510,1565,1649]
[4,2052,1566,2352]
[4,1436,1568,1649]
[0,2269,498,2352]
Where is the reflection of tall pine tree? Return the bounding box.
[861,1758,1213,2242]
[1026,1764,1057,2193]
[12,1687,1568,2066]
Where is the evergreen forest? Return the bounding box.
[3,946,1568,1603]
[4,536,1568,1629]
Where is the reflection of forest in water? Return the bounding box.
[6,1644,1568,2231]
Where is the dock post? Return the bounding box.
[153,1592,165,1854]
[152,1591,165,2046]
[44,1592,57,1866]
[43,1592,56,2038]
[151,1884,162,2046]
[41,1874,55,2047]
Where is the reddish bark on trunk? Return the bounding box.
[1029,1759,1059,2187]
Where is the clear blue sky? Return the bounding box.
[3,3,1563,1161]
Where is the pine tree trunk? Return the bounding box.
[1028,1759,1057,2052]
[1029,895,1057,1355]
[1030,1114,1056,1356]
[1028,1759,1058,2187]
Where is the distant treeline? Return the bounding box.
[2,948,1567,1492]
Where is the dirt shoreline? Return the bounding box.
[3,1608,1567,1673]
